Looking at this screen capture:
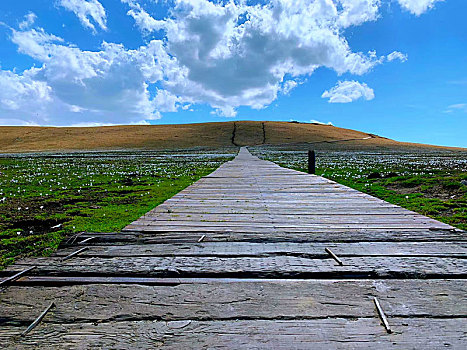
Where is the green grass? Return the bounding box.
[317,169,467,230]
[0,149,235,269]
[251,147,467,231]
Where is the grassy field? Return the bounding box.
[250,146,467,231]
[0,149,235,269]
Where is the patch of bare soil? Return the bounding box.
[386,182,465,201]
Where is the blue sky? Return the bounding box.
[0,0,465,147]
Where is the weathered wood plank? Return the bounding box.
[152,204,405,211]
[1,318,465,349]
[124,223,452,232]
[133,216,446,225]
[150,206,413,214]
[76,229,466,243]
[0,280,465,324]
[5,256,466,278]
[143,213,428,221]
[53,242,467,258]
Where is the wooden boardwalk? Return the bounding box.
[1,147,466,348]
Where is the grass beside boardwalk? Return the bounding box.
[0,149,235,269]
[251,148,467,231]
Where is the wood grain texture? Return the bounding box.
[53,241,467,258]
[1,280,465,324]
[1,318,465,349]
[5,256,466,278]
[73,229,465,244]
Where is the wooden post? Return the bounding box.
[308,150,315,174]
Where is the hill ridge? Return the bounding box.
[1,121,465,153]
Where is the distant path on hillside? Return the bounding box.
[1,147,466,348]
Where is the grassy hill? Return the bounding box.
[0,121,465,153]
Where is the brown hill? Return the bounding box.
[0,121,464,153]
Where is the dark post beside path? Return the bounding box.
[308,149,315,174]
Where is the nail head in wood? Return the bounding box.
[374,297,392,334]
[325,247,343,266]
[21,302,55,337]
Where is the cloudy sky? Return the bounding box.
[0,0,465,147]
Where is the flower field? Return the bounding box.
[0,149,235,268]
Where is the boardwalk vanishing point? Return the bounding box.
[1,148,466,348]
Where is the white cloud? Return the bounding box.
[0,0,444,125]
[4,27,165,125]
[122,0,165,33]
[310,119,334,126]
[337,0,381,28]
[153,89,182,112]
[68,120,150,127]
[58,0,107,32]
[0,69,52,125]
[19,12,37,30]
[387,51,408,62]
[444,103,467,113]
[397,0,444,16]
[119,0,384,116]
[322,80,375,103]
[282,80,298,95]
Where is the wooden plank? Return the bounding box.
[124,223,452,232]
[169,194,379,199]
[151,206,411,213]
[141,211,431,218]
[133,216,445,225]
[164,197,386,202]
[0,280,465,323]
[5,256,466,278]
[152,205,405,212]
[79,229,466,243]
[53,242,467,258]
[1,318,465,349]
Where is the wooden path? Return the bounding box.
[1,147,466,348]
